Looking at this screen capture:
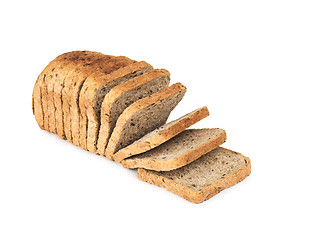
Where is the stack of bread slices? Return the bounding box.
[32,51,251,203]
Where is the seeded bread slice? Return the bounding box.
[105,83,187,160]
[121,128,226,171]
[33,62,55,130]
[114,106,210,162]
[97,69,170,156]
[79,61,153,152]
[138,147,251,203]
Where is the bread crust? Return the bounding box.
[46,55,82,134]
[121,129,226,171]
[33,51,85,130]
[113,106,210,162]
[138,148,251,203]
[79,61,152,152]
[61,53,109,144]
[105,83,187,160]
[69,56,132,147]
[49,51,102,139]
[97,68,169,156]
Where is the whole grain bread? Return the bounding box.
[70,56,134,147]
[121,128,226,171]
[66,55,123,145]
[138,147,251,203]
[97,69,170,156]
[105,83,187,160]
[32,51,90,130]
[52,51,104,139]
[46,52,105,134]
[60,52,106,142]
[62,55,132,145]
[114,106,210,162]
[79,61,153,152]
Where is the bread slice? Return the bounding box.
[138,147,251,203]
[121,128,226,171]
[33,61,55,130]
[79,61,153,152]
[96,69,170,156]
[113,106,210,162]
[105,83,187,160]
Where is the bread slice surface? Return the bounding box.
[138,147,251,203]
[79,61,153,152]
[121,128,226,170]
[114,106,209,162]
[97,69,170,156]
[105,83,187,159]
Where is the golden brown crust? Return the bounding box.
[61,53,107,144]
[78,58,139,151]
[113,106,210,162]
[80,61,152,152]
[46,58,79,134]
[121,130,226,171]
[33,51,83,130]
[97,68,169,156]
[32,71,47,129]
[138,148,251,203]
[69,55,130,146]
[105,83,187,159]
[52,51,103,139]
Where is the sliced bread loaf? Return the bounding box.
[69,56,134,147]
[79,61,153,152]
[61,53,107,142]
[97,69,170,156]
[32,51,90,130]
[114,106,210,162]
[52,51,104,139]
[138,147,251,203]
[121,128,226,171]
[105,83,187,160]
[62,55,133,145]
[46,52,105,134]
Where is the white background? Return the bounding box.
[0,0,325,239]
